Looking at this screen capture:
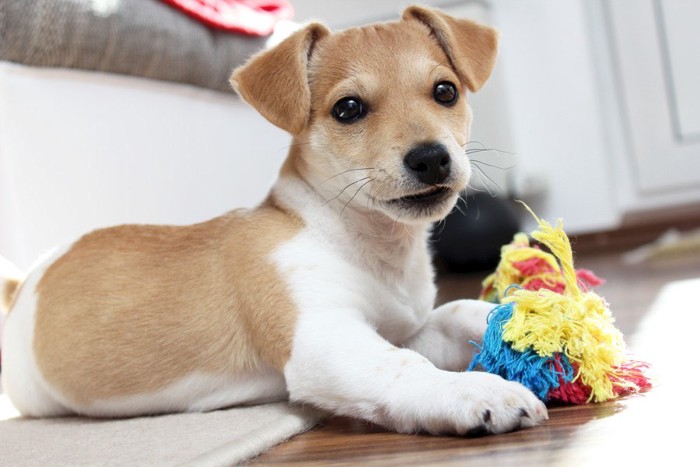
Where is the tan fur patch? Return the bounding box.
[34,197,303,405]
[403,6,499,92]
[2,278,20,312]
[231,23,330,135]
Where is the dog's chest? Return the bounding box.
[356,239,436,342]
[369,264,436,344]
[275,227,436,344]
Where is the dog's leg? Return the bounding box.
[284,309,547,435]
[401,299,495,371]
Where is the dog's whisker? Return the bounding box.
[472,165,500,190]
[458,190,482,220]
[459,192,471,213]
[365,185,380,214]
[432,217,449,237]
[464,148,493,155]
[320,177,373,207]
[461,141,515,157]
[465,151,517,166]
[340,179,374,219]
[463,140,489,150]
[466,182,488,194]
[470,164,501,196]
[473,172,497,198]
[470,159,517,171]
[320,167,377,185]
[452,199,467,216]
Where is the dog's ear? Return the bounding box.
[402,6,498,92]
[230,23,330,134]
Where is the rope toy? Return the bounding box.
[468,206,651,404]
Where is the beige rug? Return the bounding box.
[0,395,322,466]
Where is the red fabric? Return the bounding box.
[548,379,591,405]
[575,268,605,291]
[547,359,653,404]
[513,257,556,277]
[547,360,591,405]
[160,0,294,36]
[523,277,566,294]
[610,360,653,397]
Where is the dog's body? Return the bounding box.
[1,6,547,435]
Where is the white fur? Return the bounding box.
[402,299,494,371]
[2,246,73,417]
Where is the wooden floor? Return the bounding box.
[253,244,700,465]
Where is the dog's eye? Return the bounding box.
[332,97,365,123]
[433,82,458,106]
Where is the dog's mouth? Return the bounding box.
[390,186,452,207]
[401,186,450,201]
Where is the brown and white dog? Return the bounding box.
[0,6,547,435]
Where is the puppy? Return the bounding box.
[0,6,547,435]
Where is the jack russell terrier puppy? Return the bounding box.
[0,6,547,436]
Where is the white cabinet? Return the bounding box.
[604,0,700,200]
[487,0,700,233]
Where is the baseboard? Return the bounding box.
[572,202,700,254]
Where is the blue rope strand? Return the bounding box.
[467,302,575,401]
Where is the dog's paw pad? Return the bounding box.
[465,424,490,437]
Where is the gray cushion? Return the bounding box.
[0,0,268,93]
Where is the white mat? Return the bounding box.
[0,395,322,466]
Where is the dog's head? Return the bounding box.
[232,6,498,224]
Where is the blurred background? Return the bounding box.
[1,0,699,272]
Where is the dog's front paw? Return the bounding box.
[456,372,548,435]
[389,371,548,436]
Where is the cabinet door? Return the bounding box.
[606,0,700,194]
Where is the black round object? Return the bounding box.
[432,193,521,273]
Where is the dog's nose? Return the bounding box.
[404,143,451,185]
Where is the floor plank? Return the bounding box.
[253,249,700,465]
